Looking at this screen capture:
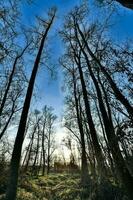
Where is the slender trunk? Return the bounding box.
[47,129,51,174]
[81,110,96,177]
[97,72,113,125]
[78,33,133,199]
[86,133,96,177]
[38,150,43,175]
[22,140,32,168]
[24,125,37,172]
[47,155,50,174]
[42,149,46,175]
[0,111,13,139]
[73,52,106,177]
[94,95,114,173]
[5,13,55,200]
[96,75,116,175]
[32,125,40,176]
[73,72,89,185]
[42,120,46,175]
[0,94,22,140]
[77,23,133,121]
[0,44,29,117]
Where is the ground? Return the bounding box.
[0,173,128,200]
[17,173,88,200]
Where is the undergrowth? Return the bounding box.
[0,173,128,200]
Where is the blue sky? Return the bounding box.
[21,0,82,118]
[20,0,133,121]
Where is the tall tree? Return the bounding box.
[0,43,30,118]
[76,23,133,121]
[5,8,56,200]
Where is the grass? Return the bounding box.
[17,173,87,200]
[0,172,128,200]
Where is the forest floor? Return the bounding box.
[0,172,127,200]
[17,173,88,200]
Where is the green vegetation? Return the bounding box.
[0,173,126,200]
[17,174,83,200]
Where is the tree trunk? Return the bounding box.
[24,124,37,172]
[32,124,40,176]
[77,23,133,121]
[73,51,106,177]
[42,119,46,175]
[77,27,133,200]
[5,13,55,200]
[73,72,89,185]
[0,44,29,117]
[47,129,51,174]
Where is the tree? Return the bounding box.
[60,7,106,179]
[116,0,133,9]
[5,8,56,200]
[43,106,57,174]
[76,23,133,121]
[61,4,133,199]
[0,0,20,62]
[0,0,29,140]
[96,0,133,10]
[0,43,30,118]
[22,106,57,176]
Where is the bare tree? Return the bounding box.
[5,8,56,200]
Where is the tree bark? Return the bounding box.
[23,123,37,172]
[32,124,40,176]
[76,23,133,121]
[73,51,106,177]
[5,12,55,200]
[42,112,46,175]
[47,127,51,174]
[76,24,133,200]
[72,72,89,185]
[0,44,29,117]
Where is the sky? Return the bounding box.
[20,0,133,149]
[20,0,84,145]
[21,0,82,115]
